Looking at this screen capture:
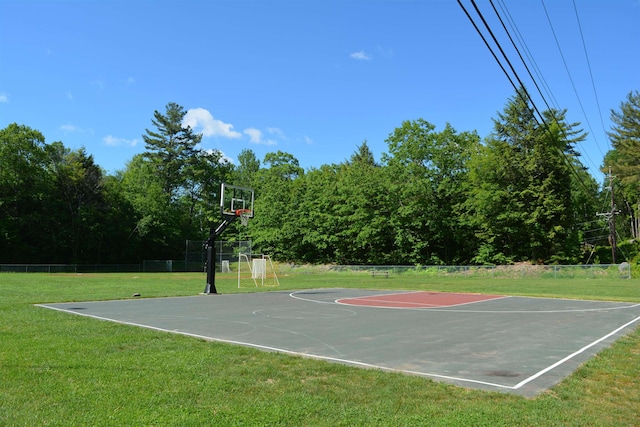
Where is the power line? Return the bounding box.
[468,0,545,123]
[494,0,559,110]
[489,0,553,115]
[540,0,606,161]
[494,0,605,181]
[455,0,520,94]
[571,0,612,154]
[458,0,593,194]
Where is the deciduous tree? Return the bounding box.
[0,124,53,262]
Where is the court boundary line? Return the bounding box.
[35,296,640,394]
[512,314,640,389]
[35,303,518,390]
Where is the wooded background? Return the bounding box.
[2,89,638,266]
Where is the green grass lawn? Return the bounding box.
[1,272,639,426]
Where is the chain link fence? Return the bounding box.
[0,259,632,279]
[276,263,633,279]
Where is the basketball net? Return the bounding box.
[236,209,252,226]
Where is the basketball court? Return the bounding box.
[38,288,640,397]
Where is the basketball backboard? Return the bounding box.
[220,183,254,218]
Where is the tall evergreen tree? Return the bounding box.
[606,90,640,240]
[234,148,261,187]
[142,102,202,200]
[348,140,377,166]
[463,88,585,263]
[608,90,640,186]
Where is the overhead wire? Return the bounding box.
[458,0,593,194]
[498,0,604,181]
[494,0,559,110]
[533,0,601,176]
[489,0,554,115]
[460,0,628,256]
[571,0,612,154]
[540,0,606,164]
[467,0,545,123]
[455,0,520,94]
[571,2,633,253]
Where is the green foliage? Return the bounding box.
[142,102,203,199]
[48,144,108,263]
[296,165,342,263]
[608,90,640,193]
[0,124,52,262]
[234,148,261,187]
[382,120,480,264]
[461,89,589,264]
[5,88,637,266]
[605,90,640,241]
[134,102,234,257]
[334,154,394,264]
[250,151,305,260]
[348,140,377,166]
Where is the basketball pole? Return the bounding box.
[203,215,237,294]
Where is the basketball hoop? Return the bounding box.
[235,209,252,226]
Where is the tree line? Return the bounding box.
[1,90,639,266]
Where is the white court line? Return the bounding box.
[512,314,640,390]
[299,290,640,314]
[291,289,511,310]
[36,303,516,391]
[423,302,640,314]
[289,289,423,304]
[35,301,640,394]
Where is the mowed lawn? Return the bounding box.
[1,272,639,426]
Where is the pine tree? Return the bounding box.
[608,90,640,191]
[142,102,202,200]
[606,90,640,239]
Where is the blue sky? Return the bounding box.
[1,0,638,183]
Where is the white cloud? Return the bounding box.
[0,93,8,103]
[66,91,73,101]
[244,128,262,143]
[103,135,139,147]
[267,127,286,139]
[59,124,91,134]
[183,108,242,139]
[201,148,234,164]
[60,124,79,132]
[244,128,277,146]
[303,135,313,145]
[350,50,372,60]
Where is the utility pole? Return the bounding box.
[609,168,617,264]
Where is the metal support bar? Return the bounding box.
[203,215,236,294]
